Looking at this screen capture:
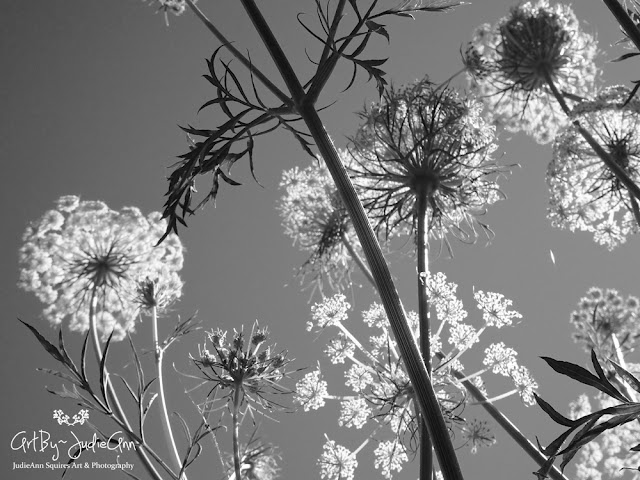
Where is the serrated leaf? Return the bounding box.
[58,329,80,377]
[143,393,158,417]
[99,331,115,407]
[114,374,138,404]
[127,334,145,399]
[365,20,390,42]
[610,359,640,395]
[541,356,618,398]
[534,393,578,427]
[174,411,192,444]
[80,331,90,385]
[559,416,599,472]
[611,51,640,62]
[590,350,628,402]
[37,368,81,387]
[20,319,64,363]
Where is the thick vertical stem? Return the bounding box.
[341,231,376,287]
[416,189,433,480]
[201,2,465,478]
[152,307,186,478]
[232,383,243,480]
[301,105,463,480]
[602,0,640,53]
[88,290,173,480]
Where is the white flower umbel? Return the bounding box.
[348,77,504,246]
[299,277,536,478]
[279,155,364,295]
[548,86,640,249]
[468,1,598,144]
[18,196,184,341]
[318,438,358,480]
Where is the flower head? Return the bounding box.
[192,322,293,411]
[462,419,496,454]
[373,440,408,479]
[570,286,640,357]
[469,1,598,144]
[548,86,640,249]
[474,290,523,327]
[279,156,360,295]
[348,77,504,247]
[318,438,357,480]
[18,196,184,341]
[294,369,328,411]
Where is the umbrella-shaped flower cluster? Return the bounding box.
[18,195,184,341]
[279,156,361,295]
[468,0,598,144]
[192,323,294,412]
[348,77,504,250]
[547,86,640,250]
[569,286,640,359]
[294,273,535,479]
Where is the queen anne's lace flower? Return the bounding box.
[339,398,371,429]
[547,86,640,250]
[569,286,640,358]
[301,272,535,478]
[18,196,184,341]
[483,342,519,376]
[309,294,351,331]
[474,290,523,327]
[279,156,360,295]
[348,77,504,246]
[318,440,357,480]
[294,370,328,411]
[325,335,356,364]
[462,419,496,454]
[468,1,598,144]
[193,323,293,411]
[373,440,408,479]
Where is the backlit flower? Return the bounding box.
[462,419,496,454]
[318,439,357,480]
[468,1,598,144]
[192,323,294,412]
[279,156,360,295]
[547,86,640,249]
[569,286,640,357]
[294,369,328,411]
[18,196,184,341]
[348,77,504,248]
[373,440,408,479]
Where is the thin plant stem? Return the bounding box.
[232,382,243,480]
[152,305,186,478]
[543,72,640,206]
[193,2,465,478]
[341,231,376,287]
[435,352,570,480]
[184,0,292,107]
[602,0,640,53]
[434,67,465,92]
[416,188,433,480]
[87,289,176,480]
